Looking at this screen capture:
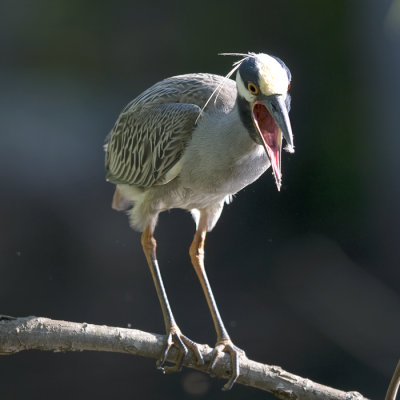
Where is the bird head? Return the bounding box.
[236,53,293,191]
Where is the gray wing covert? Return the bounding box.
[105,102,200,187]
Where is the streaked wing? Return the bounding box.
[106,102,199,187]
[105,73,237,188]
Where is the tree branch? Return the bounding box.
[0,315,370,400]
[386,361,400,400]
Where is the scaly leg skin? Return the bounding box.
[141,226,204,372]
[189,213,245,390]
[157,325,204,373]
[209,339,245,391]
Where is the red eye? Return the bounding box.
[288,81,292,91]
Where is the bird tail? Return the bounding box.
[112,188,132,211]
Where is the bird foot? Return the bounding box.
[209,339,245,391]
[157,325,204,373]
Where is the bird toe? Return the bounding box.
[209,339,245,391]
[157,326,203,373]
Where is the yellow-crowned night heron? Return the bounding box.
[105,52,293,390]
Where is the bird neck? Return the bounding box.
[211,102,261,156]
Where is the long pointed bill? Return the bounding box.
[251,94,293,191]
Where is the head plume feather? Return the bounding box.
[195,52,256,123]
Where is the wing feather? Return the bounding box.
[105,73,237,188]
[106,103,200,187]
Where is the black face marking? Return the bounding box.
[236,54,292,144]
[238,57,260,89]
[236,95,262,145]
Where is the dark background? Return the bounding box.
[1,0,400,399]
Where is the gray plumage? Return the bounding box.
[105,53,293,389]
[105,73,269,232]
[106,74,235,187]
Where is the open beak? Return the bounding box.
[251,94,294,191]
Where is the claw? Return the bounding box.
[157,326,204,373]
[209,339,245,391]
[157,330,187,373]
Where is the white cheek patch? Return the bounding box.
[256,54,289,96]
[236,71,255,102]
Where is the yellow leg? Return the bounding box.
[189,214,244,391]
[141,226,203,372]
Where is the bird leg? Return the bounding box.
[141,226,204,372]
[189,215,244,391]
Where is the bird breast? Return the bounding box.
[179,108,270,199]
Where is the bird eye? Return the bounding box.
[288,82,292,91]
[247,82,259,95]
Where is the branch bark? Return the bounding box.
[0,315,369,400]
[386,361,400,400]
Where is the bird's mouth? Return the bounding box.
[252,102,282,190]
[251,95,293,191]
